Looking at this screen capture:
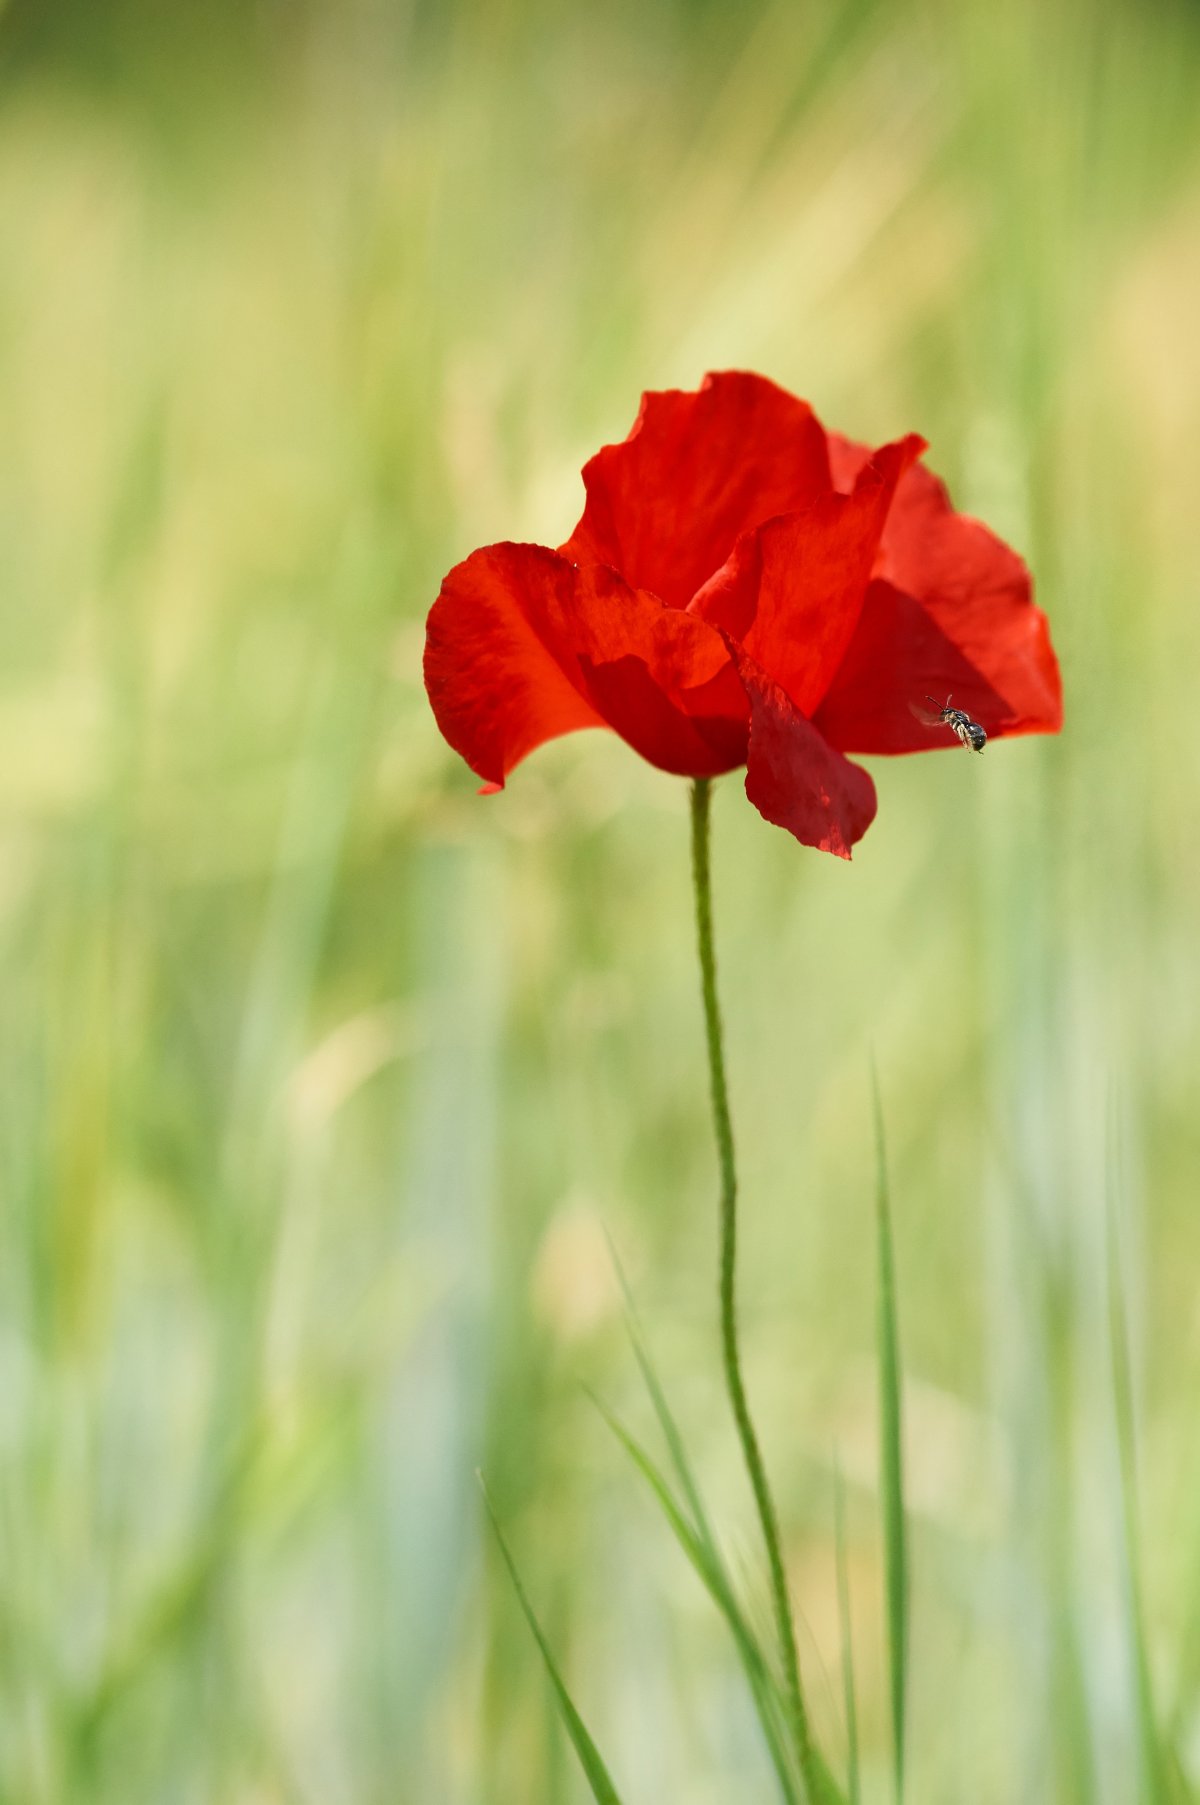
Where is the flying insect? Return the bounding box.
[913,694,987,753]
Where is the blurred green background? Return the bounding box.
[2,0,1200,1799]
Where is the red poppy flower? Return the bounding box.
[424,371,1062,857]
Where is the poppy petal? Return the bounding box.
[689,435,925,717]
[575,602,750,777]
[560,371,833,610]
[826,430,873,493]
[728,643,877,858]
[425,543,604,788]
[815,461,1062,754]
[424,542,748,788]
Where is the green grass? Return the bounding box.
[481,1475,626,1805]
[833,1460,861,1805]
[2,0,1200,1798]
[871,1070,907,1802]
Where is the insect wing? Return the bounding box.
[909,699,946,727]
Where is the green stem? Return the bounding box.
[689,778,816,1795]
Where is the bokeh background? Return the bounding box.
[2,0,1199,1799]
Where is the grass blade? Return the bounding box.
[603,1240,850,1805]
[871,1065,907,1802]
[604,1232,713,1538]
[810,1741,853,1805]
[479,1476,625,1805]
[833,1458,861,1805]
[592,1394,801,1804]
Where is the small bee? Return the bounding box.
[914,693,987,753]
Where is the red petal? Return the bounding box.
[575,601,749,777]
[729,643,877,858]
[559,372,833,610]
[424,543,748,787]
[689,435,924,717]
[826,431,872,493]
[816,460,1062,754]
[425,544,603,786]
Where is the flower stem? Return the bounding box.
[689,778,816,1794]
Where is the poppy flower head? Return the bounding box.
[424,371,1062,857]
